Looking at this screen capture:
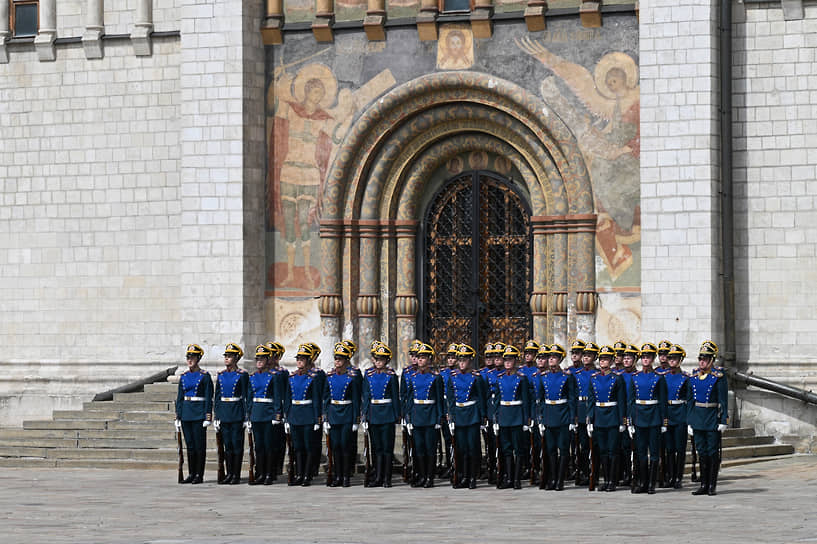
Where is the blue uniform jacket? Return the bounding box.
[615,368,637,398]
[400,365,418,407]
[404,370,445,427]
[492,371,532,427]
[587,372,626,428]
[175,370,213,421]
[285,371,323,425]
[628,371,668,427]
[323,370,361,425]
[362,368,401,424]
[573,367,597,423]
[214,369,249,422]
[248,369,284,422]
[664,371,689,426]
[686,371,728,430]
[446,369,487,426]
[518,365,540,399]
[537,370,577,427]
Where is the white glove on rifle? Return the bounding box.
[687,425,694,437]
[492,423,499,434]
[568,423,577,432]
[202,420,211,428]
[361,421,369,432]
[271,419,281,425]
[243,420,252,431]
[717,423,728,432]
[586,423,594,436]
[352,424,359,432]
[406,423,413,435]
[313,423,320,432]
[618,425,626,433]
[628,425,635,438]
[539,424,545,434]
[448,422,455,434]
[434,423,441,430]
[174,419,182,431]
[522,425,530,432]
[323,421,331,435]
[284,422,291,434]
[660,426,667,434]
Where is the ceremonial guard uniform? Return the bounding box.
[438,343,459,479]
[341,339,363,476]
[587,345,627,491]
[479,342,502,484]
[687,341,728,496]
[519,340,541,483]
[446,344,488,489]
[572,341,599,485]
[266,341,289,478]
[404,343,445,488]
[655,339,673,487]
[536,344,577,490]
[214,343,250,484]
[175,344,213,484]
[615,344,639,486]
[285,343,323,486]
[361,342,401,487]
[492,345,532,489]
[664,344,690,488]
[305,342,327,478]
[248,344,284,485]
[323,343,361,487]
[628,342,668,494]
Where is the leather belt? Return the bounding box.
[545,399,567,405]
[668,400,687,405]
[635,399,658,405]
[597,401,618,407]
[253,398,274,403]
[371,399,392,404]
[578,396,588,401]
[220,397,241,402]
[696,402,718,408]
[184,396,205,401]
[331,400,352,405]
[455,400,477,407]
[292,400,313,405]
[500,400,523,406]
[414,399,436,405]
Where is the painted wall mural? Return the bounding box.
[265,18,641,357]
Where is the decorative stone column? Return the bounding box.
[132,0,153,56]
[395,221,419,372]
[524,0,547,32]
[319,220,345,346]
[261,0,284,45]
[313,0,335,42]
[533,215,569,345]
[417,0,438,42]
[530,216,549,342]
[568,214,597,340]
[34,0,57,61]
[0,0,9,63]
[470,0,493,38]
[83,0,104,59]
[364,0,386,41]
[357,221,381,369]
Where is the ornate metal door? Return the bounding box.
[421,171,532,357]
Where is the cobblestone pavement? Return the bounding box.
[0,456,815,544]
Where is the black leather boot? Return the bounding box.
[302,453,314,486]
[191,450,205,484]
[621,451,632,486]
[607,456,619,492]
[633,459,648,493]
[343,454,352,487]
[469,456,478,489]
[513,455,523,490]
[498,455,513,489]
[231,453,243,484]
[648,460,658,494]
[692,456,710,495]
[556,455,568,490]
[708,456,720,496]
[220,453,232,484]
[290,452,304,486]
[181,451,196,484]
[599,456,610,491]
[424,456,435,488]
[249,452,264,485]
[383,454,393,488]
[674,451,685,489]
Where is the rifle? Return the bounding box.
[495,427,502,489]
[630,432,638,493]
[572,424,579,481]
[588,432,597,491]
[247,428,256,484]
[690,434,698,482]
[325,430,334,486]
[450,426,459,488]
[176,428,184,484]
[538,429,547,490]
[286,430,295,485]
[216,427,226,484]
[363,425,372,487]
[529,429,536,485]
[402,424,410,482]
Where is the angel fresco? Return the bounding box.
[518,37,640,282]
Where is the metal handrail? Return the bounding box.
[92,366,178,402]
[727,367,817,405]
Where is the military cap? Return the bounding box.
[372,343,392,358]
[408,339,422,354]
[224,343,243,359]
[640,342,658,355]
[624,344,640,356]
[524,340,541,352]
[583,342,600,354]
[255,344,272,358]
[493,341,507,354]
[333,342,353,359]
[457,344,476,358]
[657,340,673,353]
[341,339,358,355]
[536,344,550,357]
[549,343,567,358]
[699,340,719,357]
[503,344,521,358]
[306,342,321,362]
[296,343,315,358]
[186,344,204,357]
[668,344,686,359]
[484,342,496,355]
[416,343,435,357]
[266,341,285,356]
[447,343,461,356]
[598,345,616,358]
[613,341,627,354]
[570,339,587,352]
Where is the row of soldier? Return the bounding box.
[174,337,728,496]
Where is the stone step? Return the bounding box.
[84,400,174,411]
[720,443,794,460]
[23,420,109,431]
[144,383,178,393]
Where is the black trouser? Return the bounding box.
[181,420,207,480]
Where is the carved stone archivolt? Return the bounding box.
[319,71,597,369]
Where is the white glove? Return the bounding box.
[586,423,593,436]
[434,423,441,430]
[687,425,694,437]
[660,425,667,434]
[568,423,577,432]
[480,423,488,432]
[322,421,330,435]
[628,425,635,438]
[448,422,455,434]
[406,423,413,435]
[717,423,728,432]
[202,420,211,428]
[213,419,221,431]
[284,422,291,434]
[492,423,499,434]
[244,420,252,431]
[539,424,545,434]
[522,425,530,432]
[174,419,182,430]
[618,425,626,433]
[401,418,406,428]
[352,424,359,432]
[271,419,281,425]
[361,421,369,432]
[313,423,320,432]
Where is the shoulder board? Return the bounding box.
[385,369,395,375]
[238,368,246,373]
[712,370,723,378]
[682,371,690,377]
[218,369,225,374]
[200,370,209,374]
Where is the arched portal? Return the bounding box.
[318,72,598,369]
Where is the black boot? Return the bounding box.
[665,452,676,488]
[329,449,341,487]
[373,454,385,487]
[249,452,264,485]
[290,452,304,486]
[413,454,426,488]
[220,453,232,484]
[191,450,205,484]
[383,454,393,488]
[674,452,685,489]
[498,455,513,489]
[692,456,710,495]
[181,451,196,484]
[302,453,314,486]
[556,455,568,491]
[647,461,658,494]
[424,456,435,488]
[599,456,610,491]
[621,452,632,486]
[513,455,523,489]
[607,456,619,492]
[343,454,352,487]
[264,453,275,485]
[708,456,720,496]
[469,456,478,489]
[633,459,648,493]
[231,453,243,484]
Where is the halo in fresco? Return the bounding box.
[593,52,638,99]
[293,63,338,110]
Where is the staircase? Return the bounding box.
[0,381,797,471]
